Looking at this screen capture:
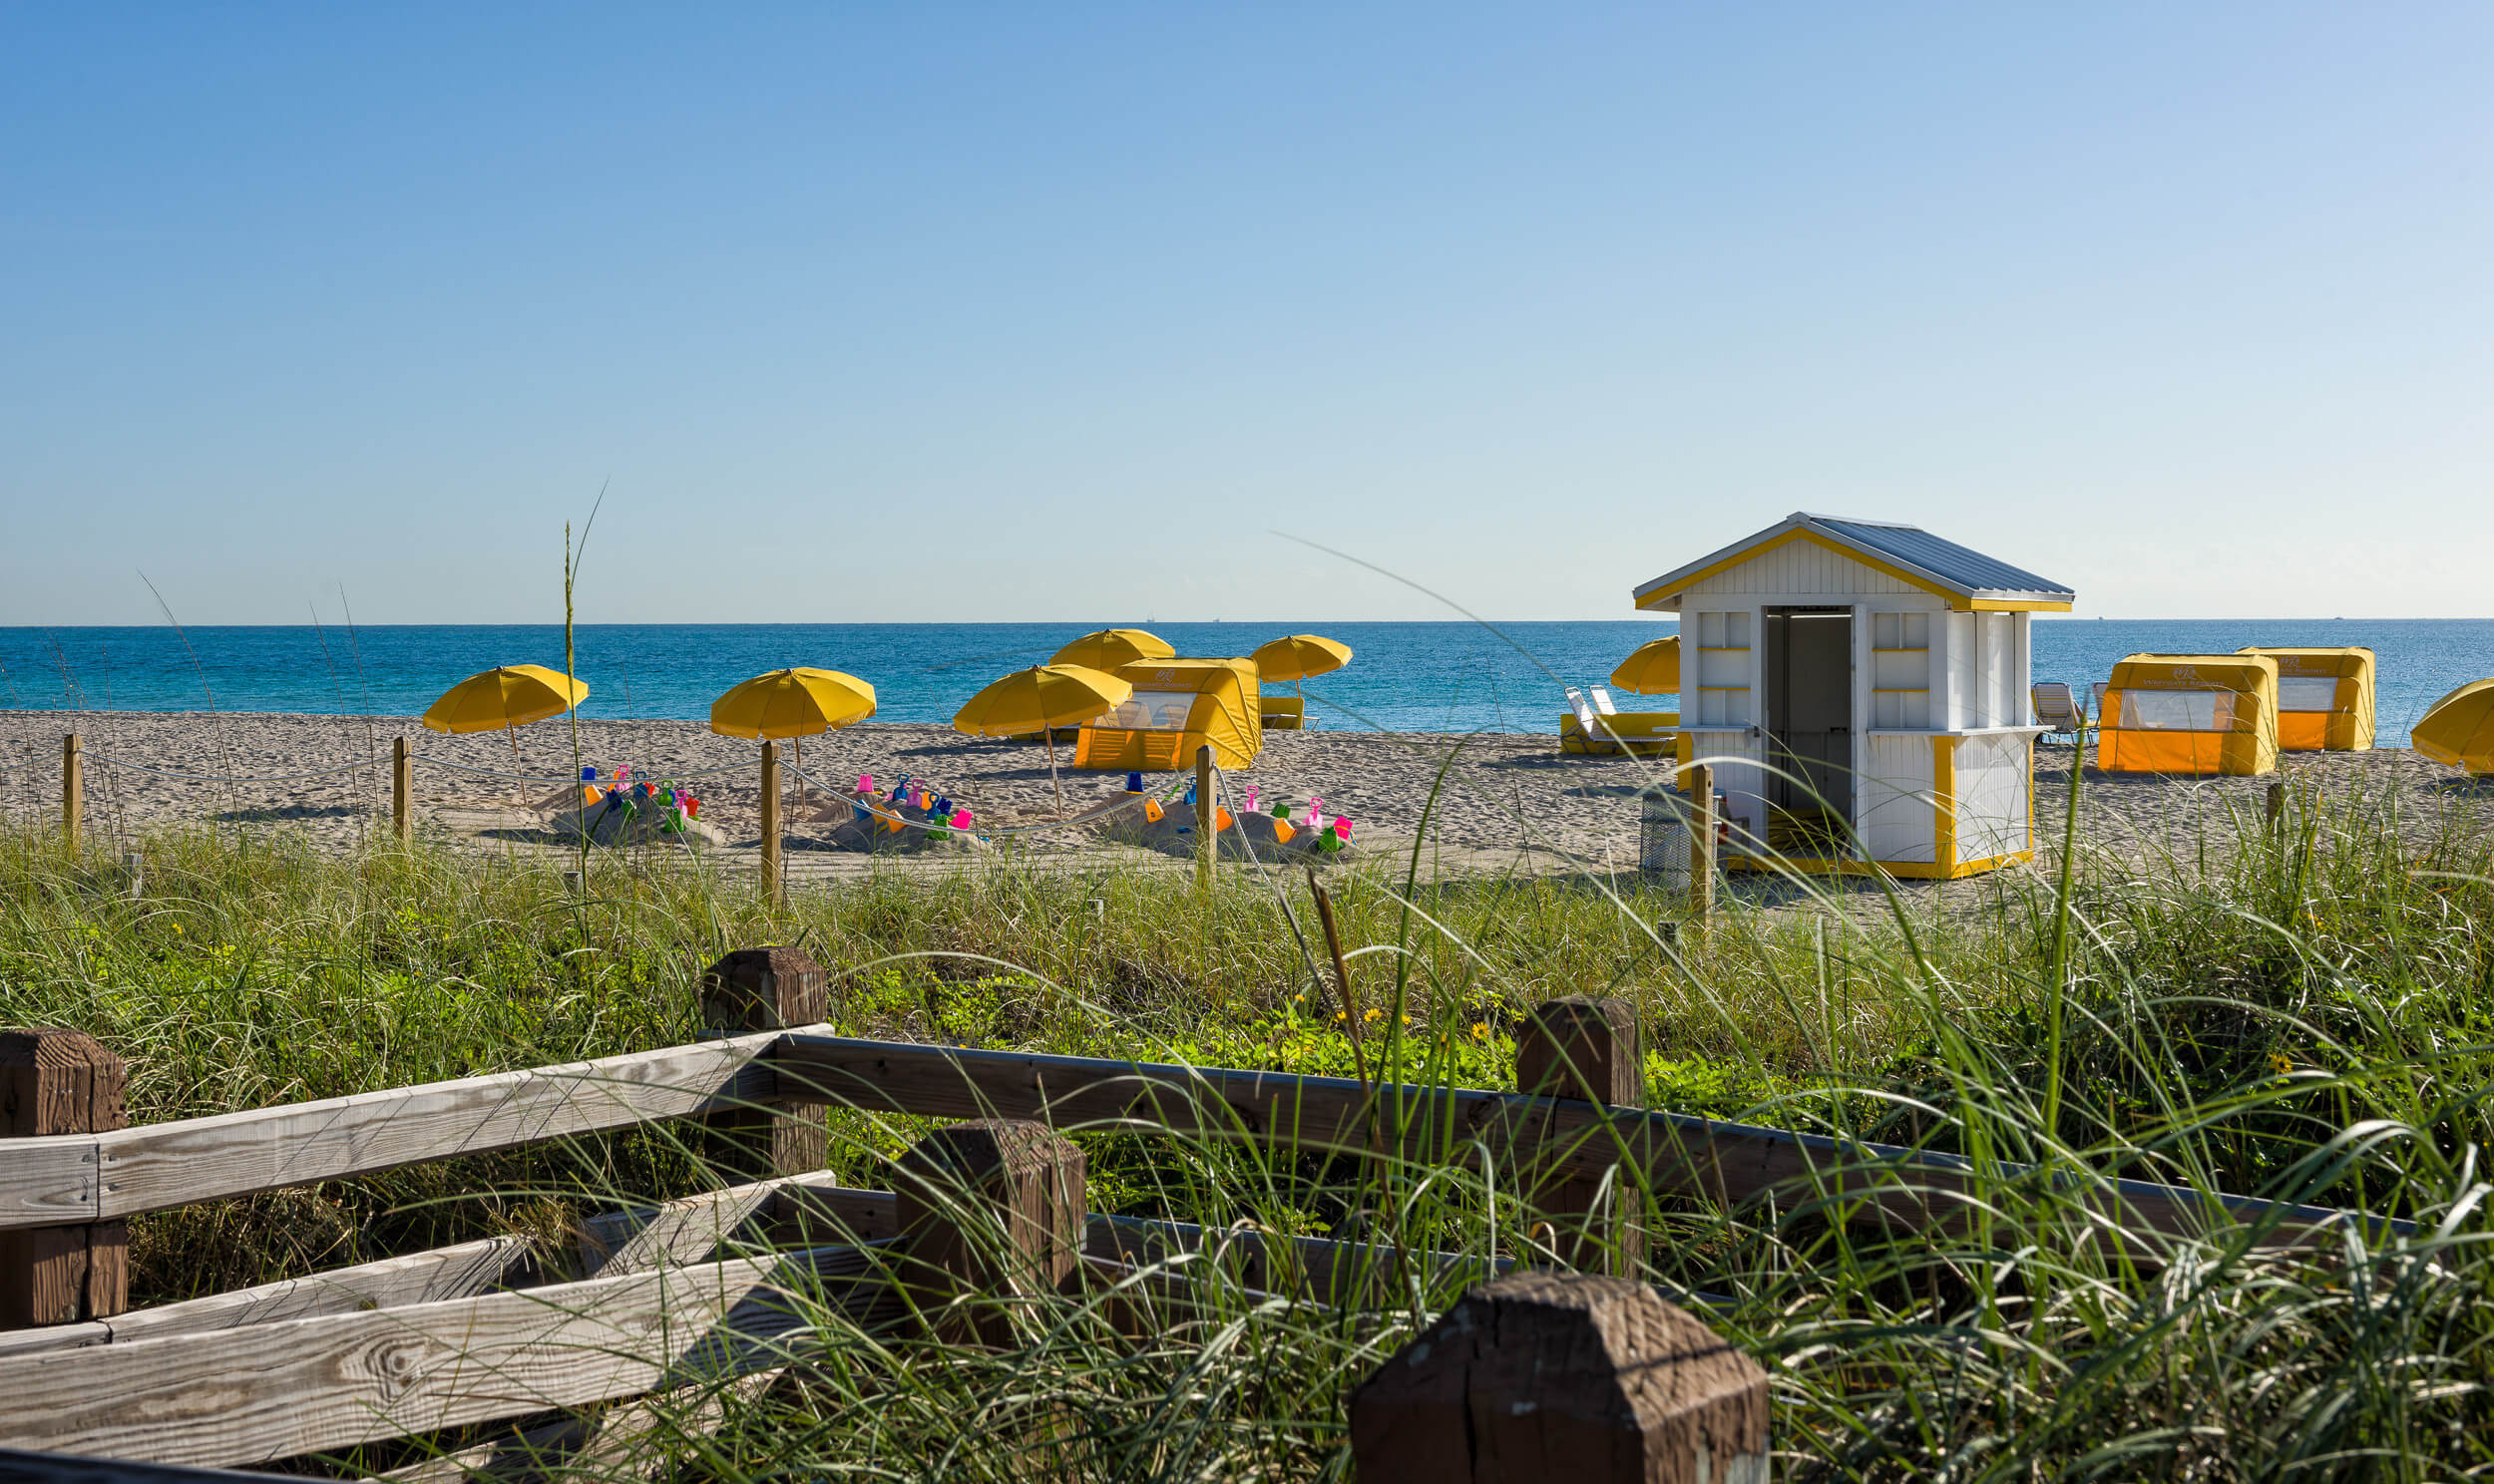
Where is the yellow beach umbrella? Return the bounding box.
[953,663,1133,810]
[2412,679,2494,774]
[422,665,589,761]
[709,668,877,739]
[1608,635,1681,695]
[1251,634,1354,689]
[1051,628,1174,671]
[711,667,877,809]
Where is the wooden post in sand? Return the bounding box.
[700,946,826,1180]
[391,737,412,845]
[1516,996,1644,1273]
[59,736,81,850]
[1687,761,1715,925]
[1351,1272,1770,1483]
[895,1119,1085,1347]
[760,741,783,904]
[1194,745,1216,892]
[0,1029,128,1327]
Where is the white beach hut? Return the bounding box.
[1632,513,2074,879]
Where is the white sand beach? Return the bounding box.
[0,710,2482,892]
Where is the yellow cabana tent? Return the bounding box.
[1073,658,1263,771]
[2097,653,2279,776]
[2412,679,2494,775]
[2238,646,2374,752]
[1052,629,1174,671]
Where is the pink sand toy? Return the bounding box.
[950,807,972,829]
[1333,817,1354,839]
[615,764,632,783]
[856,773,873,793]
[1307,796,1326,830]
[1240,785,1260,812]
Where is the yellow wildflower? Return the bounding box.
[1470,1021,1490,1042]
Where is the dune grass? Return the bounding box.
[2,766,2491,1478]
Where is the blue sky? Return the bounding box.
[4,5,2488,624]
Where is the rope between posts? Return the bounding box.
[409,757,592,786]
[413,755,751,785]
[93,755,376,785]
[785,763,1185,838]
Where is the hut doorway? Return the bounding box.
[1765,606,1853,852]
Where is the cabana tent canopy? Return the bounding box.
[2098,654,2280,776]
[2238,646,2374,752]
[1073,658,1263,771]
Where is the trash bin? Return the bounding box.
[1639,787,1728,887]
[1639,788,1694,890]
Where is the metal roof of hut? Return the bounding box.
[1632,512,2074,612]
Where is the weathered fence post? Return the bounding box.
[60,736,81,850]
[894,1119,1085,1346]
[0,1029,128,1327]
[700,946,827,1182]
[392,737,412,845]
[759,741,783,903]
[1687,760,1715,924]
[1516,996,1643,1273]
[1351,1272,1769,1483]
[1194,745,1215,892]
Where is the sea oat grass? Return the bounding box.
[0,773,2489,1476]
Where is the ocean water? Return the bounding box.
[1,619,2486,744]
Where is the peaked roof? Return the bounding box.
[1632,512,2074,612]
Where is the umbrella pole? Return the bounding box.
[1045,729,1065,814]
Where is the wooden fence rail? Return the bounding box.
[0,945,2409,1480]
[765,1030,2381,1251]
[0,1029,793,1234]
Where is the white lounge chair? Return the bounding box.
[1591,686,1619,716]
[2031,681,2084,739]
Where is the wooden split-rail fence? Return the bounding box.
[0,947,2382,1483]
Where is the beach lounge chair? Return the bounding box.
[1561,686,1682,758]
[2092,681,2110,721]
[2031,681,2084,739]
[1260,695,1307,730]
[1591,686,1619,716]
